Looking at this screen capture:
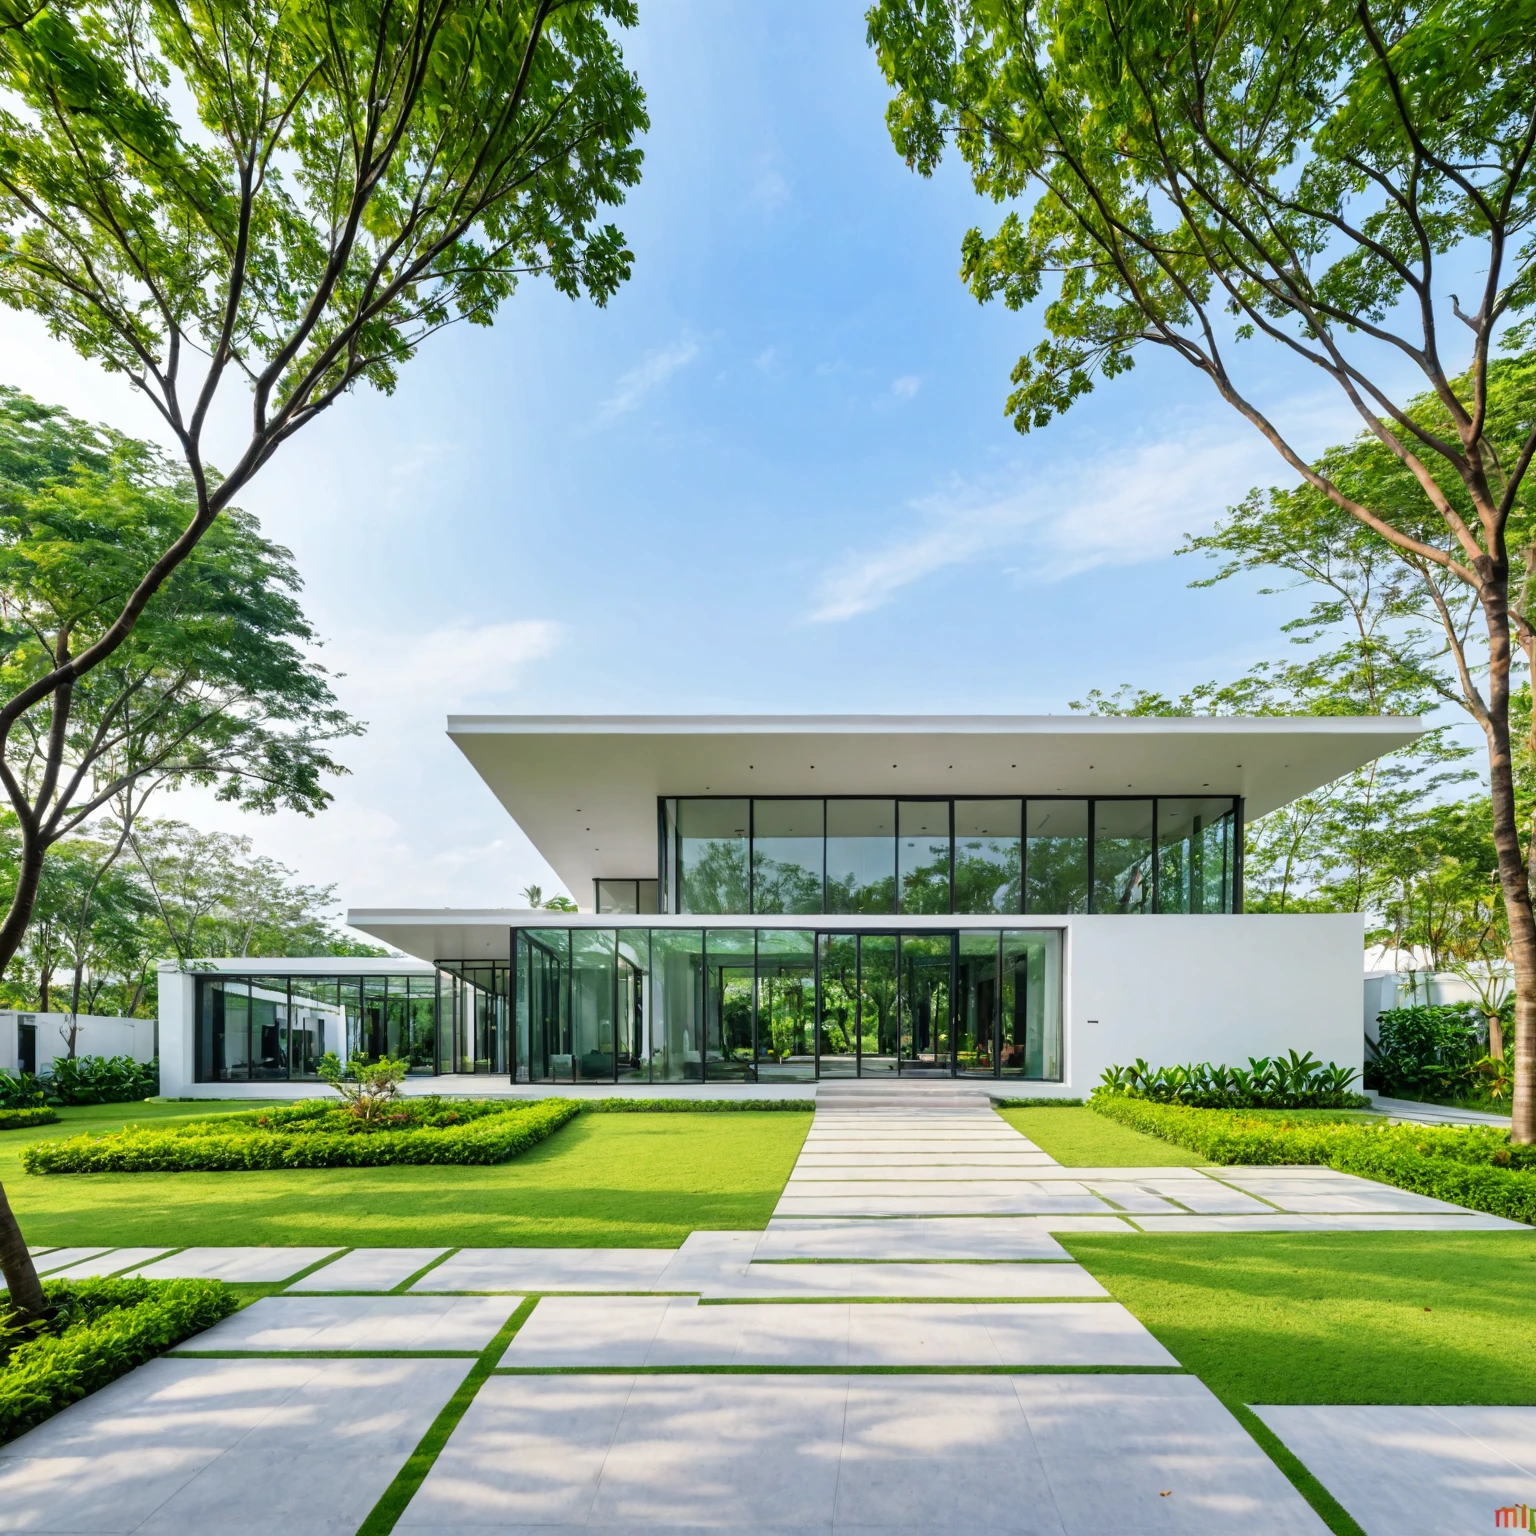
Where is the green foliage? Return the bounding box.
[1369,1004,1491,1096]
[579,1098,816,1113]
[0,1068,43,1109]
[41,1054,156,1105]
[22,1096,581,1172]
[0,1277,235,1443]
[316,1050,409,1123]
[0,1106,55,1129]
[1090,1096,1536,1223]
[1098,1053,1367,1109]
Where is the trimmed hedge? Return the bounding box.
[1090,1094,1536,1225]
[581,1097,814,1113]
[1,1277,235,1444]
[22,1097,582,1173]
[0,1108,58,1131]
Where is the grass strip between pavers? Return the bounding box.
[1225,1400,1365,1536]
[355,1295,538,1536]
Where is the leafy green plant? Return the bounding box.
[316,1052,409,1124]
[1,1277,235,1443]
[0,1071,46,1111]
[1367,1005,1488,1096]
[41,1055,158,1106]
[1090,1096,1536,1224]
[1097,1053,1367,1109]
[0,1107,58,1131]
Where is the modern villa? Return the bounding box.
[158,714,1420,1097]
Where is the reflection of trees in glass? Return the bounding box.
[899,853,950,913]
[680,840,748,914]
[719,973,753,1061]
[826,869,895,914]
[751,856,822,914]
[819,940,856,1055]
[1096,839,1154,913]
[954,840,1021,913]
[760,969,813,1060]
[1025,837,1088,914]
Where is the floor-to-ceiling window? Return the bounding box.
[660,796,1238,915]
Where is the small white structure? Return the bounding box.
[0,1010,156,1077]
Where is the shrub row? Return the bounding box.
[581,1097,815,1113]
[2,1278,235,1444]
[0,1108,59,1131]
[1090,1094,1536,1225]
[0,1056,158,1111]
[22,1097,582,1173]
[1098,1052,1367,1109]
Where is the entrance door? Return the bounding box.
[816,934,859,1078]
[900,933,954,1073]
[858,934,899,1076]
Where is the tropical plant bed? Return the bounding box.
[1091,1094,1536,1224]
[1,1277,235,1444]
[0,1108,59,1131]
[22,1096,583,1173]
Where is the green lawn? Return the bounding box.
[1063,1230,1536,1405]
[1,1101,811,1248]
[998,1104,1208,1165]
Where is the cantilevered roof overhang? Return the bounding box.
[441,713,1422,900]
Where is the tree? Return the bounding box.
[0,0,646,1316]
[130,819,384,962]
[868,0,1536,1140]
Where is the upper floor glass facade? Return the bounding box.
[659,796,1239,917]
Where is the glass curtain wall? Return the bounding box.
[509,926,1063,1085]
[440,962,509,1076]
[663,797,1237,914]
[594,879,659,914]
[194,972,440,1083]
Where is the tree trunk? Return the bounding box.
[0,1177,46,1322]
[1489,1014,1505,1060]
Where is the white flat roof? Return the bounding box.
[155,957,436,975]
[447,713,1422,897]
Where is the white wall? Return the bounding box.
[157,971,197,1096]
[0,1010,157,1075]
[1058,913,1365,1096]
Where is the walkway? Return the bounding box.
[1366,1091,1513,1128]
[1,1097,1528,1533]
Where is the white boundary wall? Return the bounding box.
[0,1010,156,1075]
[156,916,1363,1100]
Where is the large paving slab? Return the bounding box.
[412,1247,675,1293]
[500,1296,1176,1368]
[707,1259,1106,1299]
[1129,1211,1526,1232]
[124,1247,342,1282]
[287,1247,449,1292]
[758,1217,1072,1259]
[1255,1405,1536,1535]
[790,1163,1069,1181]
[0,1355,470,1534]
[177,1295,519,1353]
[31,1247,110,1275]
[1214,1170,1479,1214]
[399,1372,1324,1533]
[776,1189,1118,1217]
[43,1248,171,1280]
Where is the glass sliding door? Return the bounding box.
[1000,930,1063,1079]
[755,929,815,1082]
[954,801,1022,914]
[571,929,617,1080]
[857,933,899,1076]
[525,931,568,1082]
[1026,801,1089,914]
[956,931,999,1075]
[826,800,897,914]
[616,929,649,1081]
[705,929,754,1081]
[651,928,705,1082]
[752,800,824,914]
[900,933,953,1071]
[898,801,952,914]
[1093,800,1155,914]
[817,933,859,1078]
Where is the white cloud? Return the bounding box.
[809,428,1282,623]
[597,340,700,421]
[891,375,921,400]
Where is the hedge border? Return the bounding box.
[0,1108,59,1131]
[1,1277,236,1444]
[580,1097,814,1113]
[1091,1094,1536,1225]
[22,1097,582,1174]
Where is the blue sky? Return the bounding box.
[0,1,1438,916]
